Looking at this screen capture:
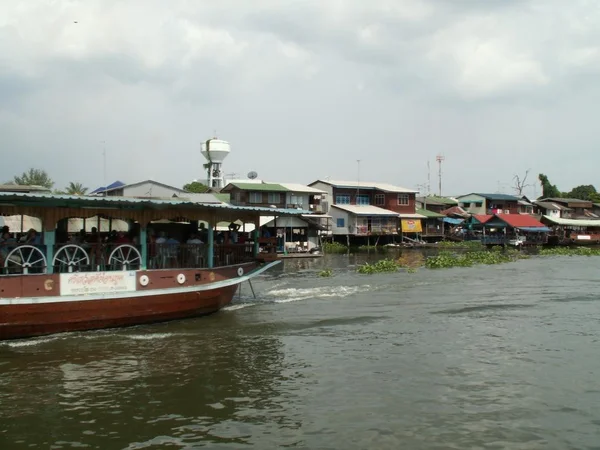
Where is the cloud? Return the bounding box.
[1,0,599,196]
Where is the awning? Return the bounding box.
[518,226,551,232]
[443,217,464,225]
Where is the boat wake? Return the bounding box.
[264,284,373,304]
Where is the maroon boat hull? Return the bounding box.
[0,262,260,340]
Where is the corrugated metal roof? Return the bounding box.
[472,193,520,201]
[416,208,445,218]
[331,204,400,216]
[277,183,326,194]
[0,192,309,215]
[227,182,289,192]
[311,179,416,193]
[496,214,546,228]
[473,214,493,224]
[399,213,428,219]
[542,216,600,227]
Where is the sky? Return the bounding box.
[1,0,599,198]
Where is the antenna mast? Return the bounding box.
[436,154,445,197]
[427,160,431,196]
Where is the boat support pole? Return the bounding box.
[248,280,256,299]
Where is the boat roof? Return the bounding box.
[0,192,309,216]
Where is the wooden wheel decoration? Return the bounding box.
[52,244,90,273]
[108,245,142,271]
[3,245,47,274]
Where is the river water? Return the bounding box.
[2,252,600,449]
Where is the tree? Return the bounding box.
[64,182,88,196]
[183,181,209,193]
[13,168,54,188]
[538,174,561,199]
[513,169,534,196]
[564,184,600,202]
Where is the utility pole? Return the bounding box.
[101,140,107,196]
[436,154,445,197]
[356,159,361,201]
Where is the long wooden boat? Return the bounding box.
[0,192,301,340]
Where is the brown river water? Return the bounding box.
[1,251,600,449]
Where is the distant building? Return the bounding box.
[0,184,51,193]
[307,179,422,240]
[455,193,521,215]
[89,180,223,203]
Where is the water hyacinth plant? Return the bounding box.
[319,269,333,277]
[539,247,600,257]
[322,242,348,253]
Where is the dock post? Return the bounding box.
[140,227,147,269]
[207,223,214,268]
[44,230,55,274]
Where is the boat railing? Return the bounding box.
[1,242,257,275]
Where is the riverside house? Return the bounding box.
[307,179,422,243]
[455,193,521,215]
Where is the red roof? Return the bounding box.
[496,214,545,228]
[441,206,469,217]
[473,214,493,224]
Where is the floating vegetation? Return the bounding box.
[425,249,528,269]
[539,247,600,257]
[437,240,483,249]
[322,242,348,253]
[357,258,402,274]
[318,269,333,277]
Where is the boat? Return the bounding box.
[0,192,298,340]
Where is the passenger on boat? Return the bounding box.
[198,223,208,242]
[0,231,17,262]
[187,233,203,245]
[19,229,41,245]
[228,222,240,243]
[261,226,271,238]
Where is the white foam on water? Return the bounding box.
[222,303,256,311]
[3,336,60,348]
[265,284,372,304]
[124,333,174,341]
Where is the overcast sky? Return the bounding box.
[1,0,599,197]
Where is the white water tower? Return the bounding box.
[201,138,230,189]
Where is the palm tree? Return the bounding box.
[64,182,88,196]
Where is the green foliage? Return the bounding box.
[183,181,209,193]
[539,247,600,257]
[425,249,528,269]
[538,173,561,199]
[64,182,88,195]
[13,168,53,188]
[357,258,401,274]
[322,241,348,253]
[318,269,333,277]
[564,184,600,202]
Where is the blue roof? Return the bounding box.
[443,217,464,225]
[519,226,551,232]
[473,193,520,201]
[90,180,126,194]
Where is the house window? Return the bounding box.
[249,192,262,203]
[397,194,409,206]
[336,218,345,227]
[268,193,281,204]
[289,194,303,205]
[233,192,241,202]
[356,194,370,205]
[374,194,385,206]
[336,195,351,204]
